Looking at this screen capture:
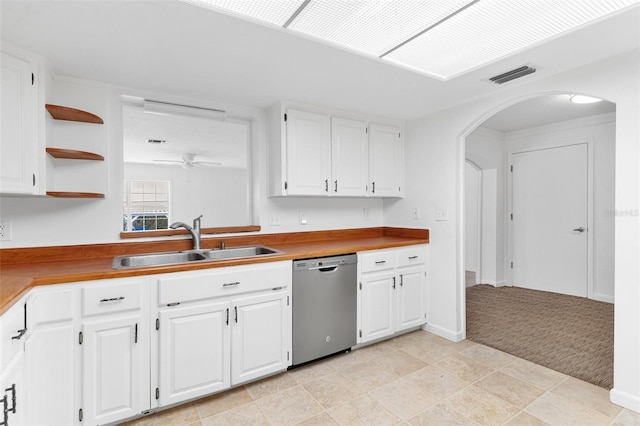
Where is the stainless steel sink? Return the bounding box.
[112,245,282,269]
[203,246,282,260]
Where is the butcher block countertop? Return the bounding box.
[0,227,428,314]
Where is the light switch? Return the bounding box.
[299,211,308,225]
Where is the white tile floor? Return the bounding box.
[123,330,640,426]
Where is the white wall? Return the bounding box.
[0,75,385,248]
[464,161,478,274]
[466,128,505,286]
[384,50,640,412]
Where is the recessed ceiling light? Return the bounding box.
[569,95,603,104]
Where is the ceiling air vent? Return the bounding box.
[489,66,536,84]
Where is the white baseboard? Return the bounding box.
[610,388,640,413]
[422,323,465,342]
[495,280,508,287]
[593,293,614,304]
[479,279,497,286]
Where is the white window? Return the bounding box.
[123,180,170,231]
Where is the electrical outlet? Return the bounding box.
[411,207,420,220]
[363,208,370,221]
[299,211,308,225]
[0,222,12,241]
[435,207,449,221]
[268,215,280,226]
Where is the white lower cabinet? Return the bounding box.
[231,290,289,385]
[80,278,149,425]
[24,288,76,426]
[360,270,396,342]
[358,245,428,344]
[158,300,231,406]
[81,314,145,424]
[153,261,292,409]
[0,351,25,426]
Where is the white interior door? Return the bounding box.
[511,143,588,297]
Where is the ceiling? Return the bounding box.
[1,1,639,121]
[187,0,637,80]
[481,94,617,133]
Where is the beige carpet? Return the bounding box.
[466,284,614,389]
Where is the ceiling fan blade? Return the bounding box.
[153,159,183,164]
[193,161,223,167]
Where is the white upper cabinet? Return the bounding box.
[285,109,331,195]
[268,102,403,198]
[369,124,402,197]
[331,117,368,196]
[0,45,42,195]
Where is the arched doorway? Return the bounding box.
[462,92,616,389]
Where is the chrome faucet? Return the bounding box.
[170,214,203,251]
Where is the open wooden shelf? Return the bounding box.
[45,104,104,124]
[46,191,105,199]
[46,147,104,161]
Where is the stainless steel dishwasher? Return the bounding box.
[292,253,357,366]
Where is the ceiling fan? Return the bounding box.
[153,153,222,169]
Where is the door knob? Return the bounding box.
[573,227,585,232]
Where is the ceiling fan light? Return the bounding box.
[569,95,603,104]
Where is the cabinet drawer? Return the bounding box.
[158,261,291,306]
[360,250,396,273]
[396,245,428,268]
[82,280,143,317]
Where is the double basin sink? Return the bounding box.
[112,245,282,269]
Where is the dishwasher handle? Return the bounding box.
[309,265,339,272]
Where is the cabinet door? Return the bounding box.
[0,51,38,195]
[25,289,76,426]
[82,314,144,425]
[0,353,25,426]
[231,290,288,385]
[285,109,330,195]
[360,271,396,343]
[158,301,231,407]
[369,124,402,197]
[397,266,426,331]
[331,117,368,196]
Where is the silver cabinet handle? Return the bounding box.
[375,260,386,265]
[573,227,585,232]
[334,180,338,193]
[100,296,125,303]
[408,256,419,260]
[325,179,329,192]
[223,281,240,287]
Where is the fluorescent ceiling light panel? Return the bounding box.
[287,0,475,57]
[144,100,226,120]
[385,0,638,79]
[182,0,638,80]
[181,0,306,26]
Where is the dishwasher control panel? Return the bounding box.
[293,253,357,271]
